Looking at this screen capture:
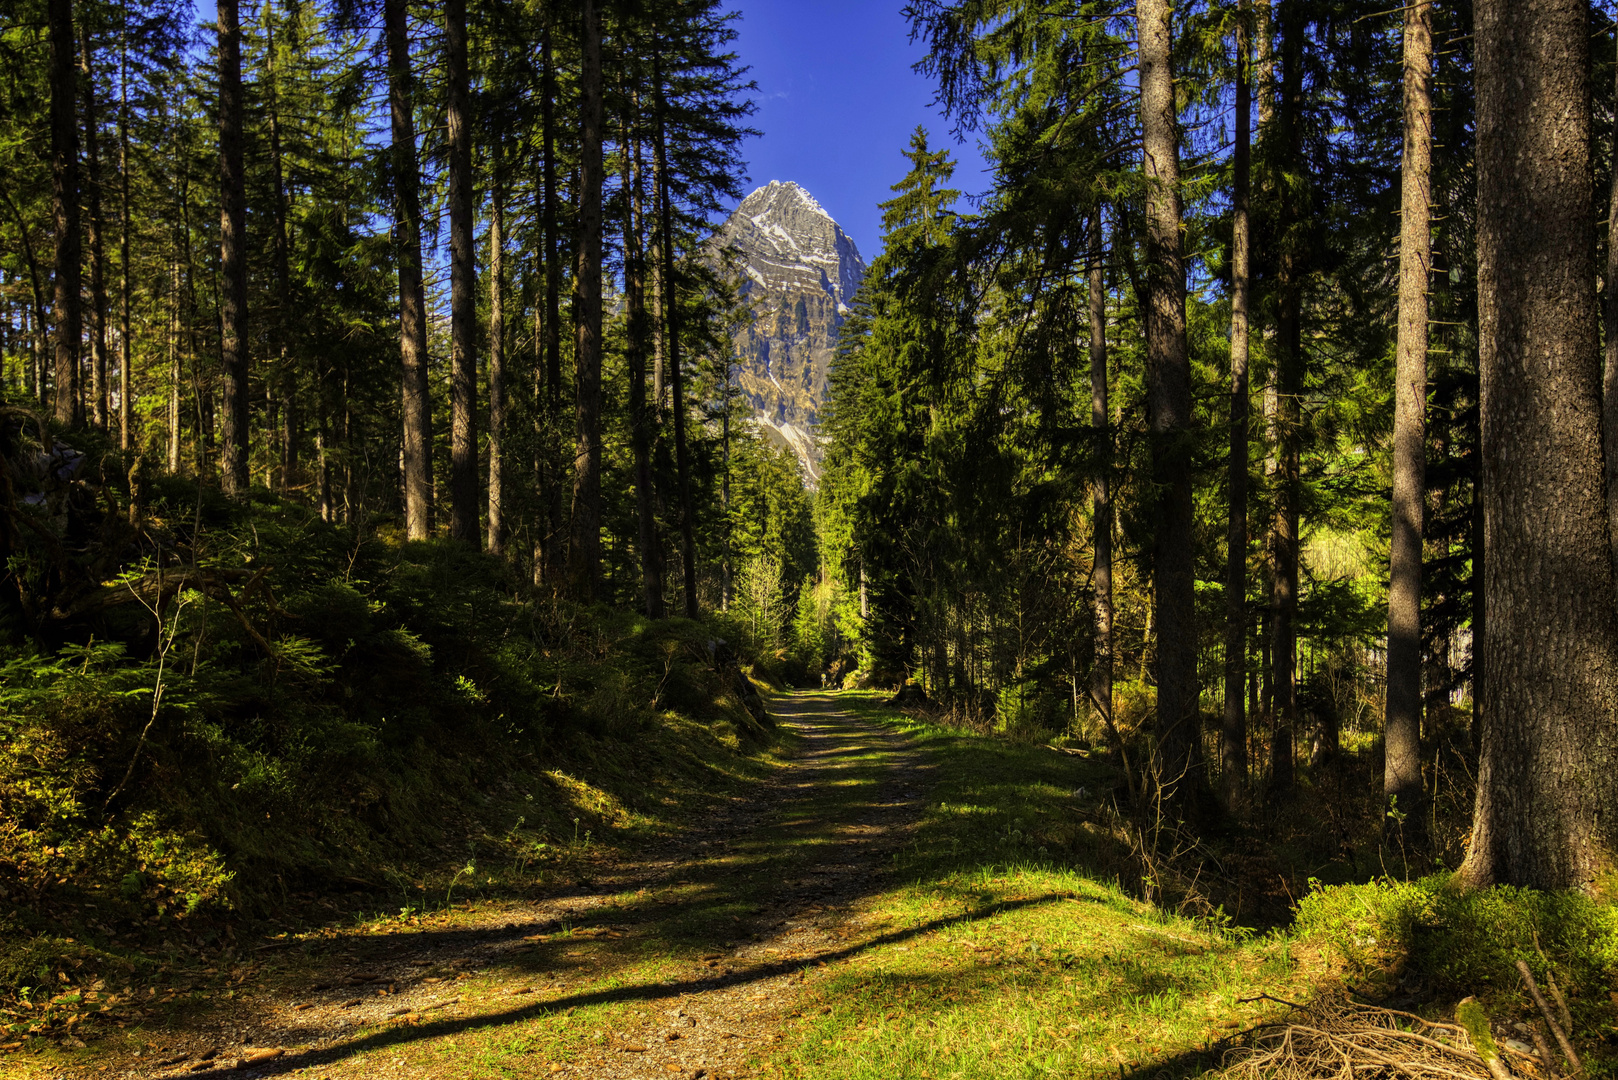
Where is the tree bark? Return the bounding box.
[1460,0,1618,892]
[217,0,249,493]
[1222,4,1252,809]
[654,41,699,619]
[49,0,82,427]
[568,0,604,598]
[386,0,433,539]
[1385,0,1432,829]
[1269,0,1304,795]
[264,3,294,491]
[82,22,110,431]
[487,161,506,556]
[1137,0,1198,812]
[167,258,179,472]
[1605,13,1618,588]
[541,21,561,411]
[118,10,132,451]
[533,15,565,586]
[446,0,478,544]
[624,98,664,618]
[1088,207,1113,735]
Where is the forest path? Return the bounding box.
[59,690,931,1080]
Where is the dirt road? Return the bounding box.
[45,691,928,1080]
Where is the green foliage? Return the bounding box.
[1294,876,1618,998]
[0,481,782,978]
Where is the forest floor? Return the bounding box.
[12,692,1316,1080]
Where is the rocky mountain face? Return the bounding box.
[717,181,866,484]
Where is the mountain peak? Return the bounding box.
[723,182,866,310]
[718,182,868,486]
[740,180,835,227]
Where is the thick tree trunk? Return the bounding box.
[1385,0,1432,828]
[1460,0,1618,892]
[1088,207,1113,732]
[1222,5,1252,809]
[82,24,110,431]
[1137,0,1198,811]
[624,107,664,618]
[487,167,506,556]
[118,15,131,450]
[535,19,565,586]
[446,0,478,544]
[386,0,433,539]
[568,0,604,598]
[217,0,249,493]
[655,43,699,619]
[1605,17,1618,587]
[1269,1,1304,795]
[49,0,82,427]
[265,5,294,491]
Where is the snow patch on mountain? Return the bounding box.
[716,182,867,487]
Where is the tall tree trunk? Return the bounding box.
[654,42,698,619]
[1089,207,1113,734]
[568,0,604,598]
[533,15,564,586]
[117,10,131,451]
[265,2,294,491]
[1137,0,1198,811]
[541,21,561,411]
[446,0,478,543]
[1460,0,1618,892]
[1222,4,1252,808]
[49,0,81,427]
[1269,0,1304,795]
[720,359,731,611]
[625,105,664,618]
[487,162,507,556]
[1385,0,1432,828]
[168,258,180,471]
[82,23,110,431]
[217,0,249,492]
[1605,13,1618,586]
[386,0,432,539]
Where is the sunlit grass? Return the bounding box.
[757,693,1313,1080]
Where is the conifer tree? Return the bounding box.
[49,0,81,426]
[569,0,605,598]
[1385,0,1433,831]
[217,0,250,493]
[385,0,433,538]
[1137,0,1197,812]
[446,0,478,543]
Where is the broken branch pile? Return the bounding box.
[1220,994,1545,1080]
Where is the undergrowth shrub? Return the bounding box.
[0,472,780,968]
[1294,875,1618,998]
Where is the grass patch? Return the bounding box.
[757,693,1314,1080]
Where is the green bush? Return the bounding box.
[1295,874,1618,997]
[0,477,781,967]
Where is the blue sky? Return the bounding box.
[722,0,990,258]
